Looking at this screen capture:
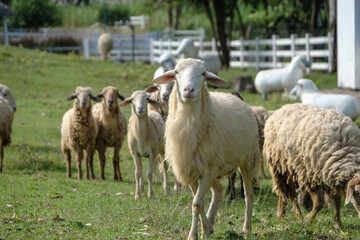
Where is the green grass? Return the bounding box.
[0,46,359,239]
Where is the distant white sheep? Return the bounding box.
[0,84,16,112]
[254,55,311,100]
[98,33,113,60]
[61,86,101,180]
[0,93,14,173]
[290,78,360,120]
[120,90,169,199]
[154,58,261,238]
[175,38,222,74]
[92,86,127,181]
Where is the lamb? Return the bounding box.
[254,55,311,100]
[120,90,169,199]
[0,84,16,112]
[264,103,360,228]
[92,86,127,181]
[61,86,101,180]
[175,38,222,74]
[290,78,360,120]
[154,58,261,238]
[0,93,14,173]
[98,33,113,60]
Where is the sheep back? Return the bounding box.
[98,33,113,59]
[264,103,360,197]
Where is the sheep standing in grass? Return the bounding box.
[0,94,14,173]
[120,90,169,199]
[98,33,113,60]
[154,58,261,238]
[92,86,127,181]
[264,104,360,228]
[254,55,311,100]
[61,87,101,180]
[290,78,360,120]
[0,84,16,112]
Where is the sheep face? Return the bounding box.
[153,58,229,103]
[290,79,319,96]
[159,52,176,71]
[97,86,124,109]
[146,82,175,102]
[120,91,161,116]
[345,177,360,218]
[67,87,101,109]
[293,55,311,69]
[0,84,16,112]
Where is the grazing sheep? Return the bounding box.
[0,84,16,112]
[0,94,14,173]
[120,90,169,199]
[254,55,311,100]
[154,58,261,238]
[290,78,360,120]
[98,33,113,60]
[264,104,360,228]
[175,38,222,74]
[92,86,127,181]
[61,87,101,180]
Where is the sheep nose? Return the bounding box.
[184,87,194,93]
[137,107,145,113]
[162,93,169,101]
[107,100,114,106]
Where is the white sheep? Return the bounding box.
[98,33,113,60]
[254,55,311,100]
[92,86,127,181]
[175,38,222,74]
[0,84,16,112]
[264,104,360,228]
[61,86,101,180]
[0,94,14,173]
[290,78,360,120]
[154,58,261,238]
[120,90,169,199]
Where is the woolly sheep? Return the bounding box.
[264,104,360,228]
[290,78,360,120]
[98,33,113,60]
[154,58,261,238]
[254,55,311,100]
[0,94,14,173]
[0,84,16,112]
[120,90,169,199]
[61,86,101,180]
[92,86,127,181]
[175,38,222,74]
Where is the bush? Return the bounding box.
[9,0,62,30]
[98,4,130,26]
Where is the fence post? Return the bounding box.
[256,37,260,71]
[240,37,244,69]
[328,32,333,73]
[149,38,154,65]
[290,34,297,58]
[305,33,311,74]
[272,34,277,68]
[83,39,90,59]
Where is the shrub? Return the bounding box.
[9,0,62,30]
[98,4,130,26]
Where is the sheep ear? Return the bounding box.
[120,97,132,107]
[145,85,159,93]
[345,184,355,205]
[117,93,125,101]
[97,93,104,99]
[148,98,162,108]
[66,94,77,101]
[204,72,230,88]
[90,94,102,102]
[153,70,176,84]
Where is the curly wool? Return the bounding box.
[264,104,360,197]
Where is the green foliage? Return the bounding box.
[60,4,99,27]
[9,0,62,30]
[98,4,130,26]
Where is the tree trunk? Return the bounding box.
[328,0,337,72]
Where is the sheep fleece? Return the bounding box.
[264,104,360,196]
[0,99,13,146]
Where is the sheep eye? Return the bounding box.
[3,94,7,97]
[174,70,179,75]
[201,72,206,77]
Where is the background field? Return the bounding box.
[0,46,359,239]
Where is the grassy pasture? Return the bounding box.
[0,46,359,239]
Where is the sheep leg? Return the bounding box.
[288,182,302,217]
[75,149,83,180]
[228,172,236,200]
[84,148,91,180]
[206,177,223,229]
[241,170,254,234]
[0,140,3,173]
[189,179,212,239]
[147,153,154,199]
[113,144,122,181]
[158,154,169,195]
[305,189,323,222]
[97,148,106,180]
[174,180,181,191]
[132,151,142,200]
[63,148,71,178]
[89,150,95,179]
[333,195,341,229]
[260,158,267,179]
[277,195,287,220]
